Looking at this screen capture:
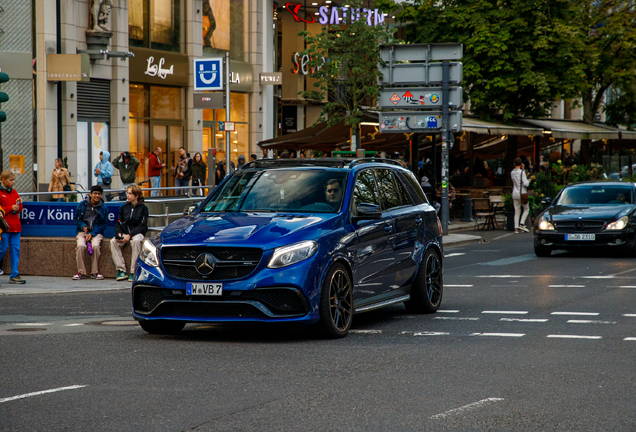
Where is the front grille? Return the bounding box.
[160,246,263,281]
[153,302,267,319]
[555,220,605,233]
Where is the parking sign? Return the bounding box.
[194,58,223,91]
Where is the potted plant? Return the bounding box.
[503,194,515,231]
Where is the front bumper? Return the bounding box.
[132,252,324,324]
[535,230,636,249]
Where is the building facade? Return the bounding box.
[0,0,275,194]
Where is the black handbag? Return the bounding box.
[63,184,72,192]
[102,177,112,186]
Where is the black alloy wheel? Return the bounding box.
[534,239,552,257]
[138,320,186,335]
[317,263,353,338]
[405,248,443,314]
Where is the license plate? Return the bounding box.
[565,234,595,241]
[187,283,223,296]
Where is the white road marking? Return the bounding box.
[470,332,525,337]
[63,323,85,327]
[551,312,599,316]
[624,337,636,341]
[401,331,450,336]
[431,398,505,419]
[567,320,616,324]
[492,232,516,241]
[482,311,528,315]
[350,330,382,334]
[614,286,636,289]
[623,314,636,317]
[434,317,480,321]
[581,276,614,279]
[546,335,602,340]
[0,385,88,404]
[14,323,51,326]
[445,284,473,287]
[500,318,548,323]
[548,285,586,288]
[438,310,460,313]
[477,275,528,278]
[444,253,465,257]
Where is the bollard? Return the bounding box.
[461,194,473,222]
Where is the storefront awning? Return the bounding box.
[462,117,543,136]
[519,118,620,140]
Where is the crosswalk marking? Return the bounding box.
[547,335,602,339]
[470,332,525,337]
[567,320,616,324]
[482,311,528,315]
[500,318,548,323]
[551,312,599,316]
[548,285,586,288]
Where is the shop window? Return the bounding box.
[129,84,149,118]
[150,86,183,119]
[129,0,182,52]
[202,0,249,61]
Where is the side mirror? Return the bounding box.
[183,204,198,216]
[541,197,552,206]
[353,203,382,222]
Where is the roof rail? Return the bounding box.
[241,158,353,169]
[348,158,404,168]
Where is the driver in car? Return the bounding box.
[608,192,628,204]
[325,179,343,210]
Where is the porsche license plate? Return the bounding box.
[187,283,223,295]
[565,234,595,241]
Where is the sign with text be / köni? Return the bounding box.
[194,58,223,91]
[20,202,124,237]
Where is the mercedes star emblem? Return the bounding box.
[195,253,216,275]
[574,222,585,230]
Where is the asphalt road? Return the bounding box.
[1,230,636,431]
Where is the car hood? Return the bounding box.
[159,212,340,249]
[546,205,632,221]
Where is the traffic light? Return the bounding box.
[0,72,9,123]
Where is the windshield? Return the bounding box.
[556,185,633,205]
[201,169,348,213]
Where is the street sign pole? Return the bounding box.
[440,61,450,235]
[225,52,231,173]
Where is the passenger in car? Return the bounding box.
[608,192,628,204]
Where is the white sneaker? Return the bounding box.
[519,225,530,233]
[0,269,4,276]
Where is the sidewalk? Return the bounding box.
[0,276,130,296]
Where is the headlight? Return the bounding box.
[539,216,555,231]
[268,241,319,269]
[139,239,159,267]
[605,216,628,230]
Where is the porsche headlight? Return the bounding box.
[605,216,628,230]
[268,241,319,269]
[539,216,555,231]
[139,239,159,267]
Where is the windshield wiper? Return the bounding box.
[241,209,277,213]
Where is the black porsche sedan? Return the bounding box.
[534,182,636,256]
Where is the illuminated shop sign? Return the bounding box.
[285,3,386,26]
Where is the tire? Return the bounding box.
[534,240,552,257]
[317,263,353,338]
[138,320,185,335]
[405,248,443,314]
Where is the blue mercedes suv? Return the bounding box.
[133,158,443,338]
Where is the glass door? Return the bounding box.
[151,122,183,195]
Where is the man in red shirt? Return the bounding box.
[0,171,25,284]
[148,147,165,197]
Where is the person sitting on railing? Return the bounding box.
[110,185,148,282]
[72,185,108,281]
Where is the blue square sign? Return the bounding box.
[194,58,223,91]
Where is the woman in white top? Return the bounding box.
[511,157,530,233]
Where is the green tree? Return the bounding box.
[386,0,578,179]
[299,0,393,149]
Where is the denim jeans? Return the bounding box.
[175,178,190,196]
[0,232,21,278]
[150,176,161,197]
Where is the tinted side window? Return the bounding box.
[393,171,412,206]
[400,170,426,205]
[375,169,402,210]
[353,170,379,209]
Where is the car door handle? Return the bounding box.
[384,225,393,233]
[415,217,422,224]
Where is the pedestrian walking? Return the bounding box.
[110,185,148,281]
[511,157,530,233]
[215,160,226,185]
[0,171,25,284]
[191,152,207,196]
[175,147,192,195]
[237,155,246,169]
[72,185,108,280]
[148,147,166,197]
[113,151,140,189]
[94,150,114,188]
[48,158,72,202]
